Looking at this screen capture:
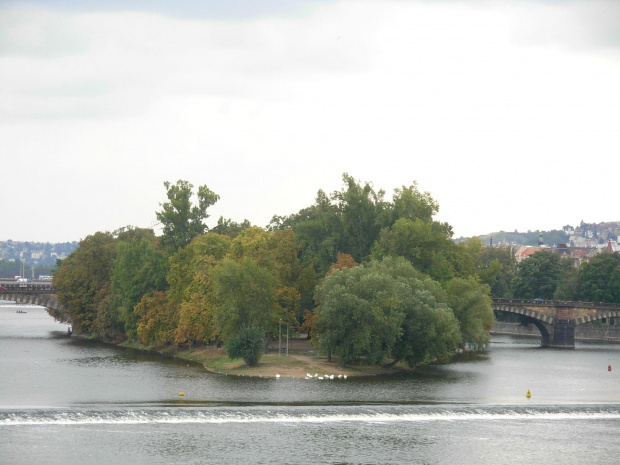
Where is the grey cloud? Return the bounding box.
[508,0,620,51]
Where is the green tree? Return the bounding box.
[156,180,219,253]
[230,227,303,328]
[53,232,116,335]
[212,258,279,344]
[554,263,579,301]
[211,217,252,238]
[468,238,516,298]
[226,324,264,366]
[331,173,391,262]
[445,277,494,349]
[296,264,317,326]
[314,257,461,366]
[371,218,458,283]
[391,182,439,223]
[511,251,563,300]
[269,189,343,275]
[575,253,620,303]
[110,230,168,340]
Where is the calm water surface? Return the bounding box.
[1,304,619,464]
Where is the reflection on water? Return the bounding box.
[1,304,620,464]
[1,304,620,407]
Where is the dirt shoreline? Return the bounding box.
[113,336,414,379]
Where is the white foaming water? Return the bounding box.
[2,406,619,426]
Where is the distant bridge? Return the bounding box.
[0,286,71,325]
[492,298,620,348]
[0,282,55,293]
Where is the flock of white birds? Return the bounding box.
[274,373,348,380]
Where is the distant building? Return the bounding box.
[514,245,548,263]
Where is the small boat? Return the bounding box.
[16,310,27,314]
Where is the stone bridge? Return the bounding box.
[492,298,620,348]
[0,289,72,325]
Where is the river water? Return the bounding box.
[1,304,619,464]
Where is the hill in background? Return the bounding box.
[459,221,620,248]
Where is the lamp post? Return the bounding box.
[279,319,282,356]
[286,323,289,359]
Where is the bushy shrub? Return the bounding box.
[226,325,264,366]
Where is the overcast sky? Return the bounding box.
[2,0,619,243]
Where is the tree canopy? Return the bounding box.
[575,253,620,303]
[511,251,564,300]
[52,175,507,367]
[314,257,461,366]
[156,180,220,253]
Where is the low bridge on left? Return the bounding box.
[0,285,71,324]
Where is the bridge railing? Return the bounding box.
[492,298,620,310]
[0,284,55,293]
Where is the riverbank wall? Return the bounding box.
[491,322,620,343]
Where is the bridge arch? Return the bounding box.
[493,298,620,348]
[575,310,620,326]
[492,302,556,326]
[493,299,574,348]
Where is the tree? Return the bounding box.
[371,218,459,283]
[331,173,391,262]
[268,189,343,275]
[211,217,252,238]
[226,324,264,366]
[464,237,516,298]
[110,231,168,340]
[212,258,279,343]
[314,257,461,366]
[511,251,563,300]
[575,253,620,303]
[135,291,177,347]
[156,180,219,252]
[554,264,579,301]
[445,277,494,349]
[296,264,317,327]
[53,232,116,335]
[230,227,303,329]
[384,258,461,367]
[168,233,232,345]
[391,182,439,224]
[327,252,358,275]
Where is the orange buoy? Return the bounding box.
[526,390,531,398]
[609,365,612,372]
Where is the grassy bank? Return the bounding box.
[118,339,413,378]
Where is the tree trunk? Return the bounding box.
[383,357,401,369]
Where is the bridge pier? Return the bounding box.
[548,307,576,349]
[493,299,620,349]
[549,321,575,349]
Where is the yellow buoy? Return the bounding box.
[526,389,531,398]
[179,391,185,397]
